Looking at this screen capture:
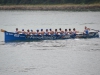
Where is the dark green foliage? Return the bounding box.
[0,0,100,4]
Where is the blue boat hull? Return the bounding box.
[4,31,99,42]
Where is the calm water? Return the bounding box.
[0,10,100,75]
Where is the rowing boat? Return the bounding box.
[4,31,99,42]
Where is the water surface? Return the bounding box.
[0,10,100,75]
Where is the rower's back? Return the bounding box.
[15,28,19,33]
[54,29,58,35]
[26,29,30,35]
[45,29,49,35]
[64,29,68,35]
[41,29,45,35]
[49,29,54,35]
[68,28,72,34]
[59,28,64,35]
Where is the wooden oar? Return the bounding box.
[0,29,6,32]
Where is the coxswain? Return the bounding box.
[84,26,90,34]
[49,29,54,35]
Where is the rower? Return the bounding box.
[40,29,45,35]
[68,28,72,34]
[84,26,90,34]
[36,29,40,35]
[15,28,19,33]
[59,28,64,35]
[26,29,30,35]
[54,29,58,35]
[72,28,77,36]
[64,29,68,35]
[45,29,49,35]
[30,29,36,35]
[72,28,79,34]
[70,28,79,38]
[21,29,26,34]
[49,28,54,35]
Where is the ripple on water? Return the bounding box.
[0,41,5,45]
[19,67,36,73]
[0,38,100,52]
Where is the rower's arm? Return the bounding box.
[76,31,79,33]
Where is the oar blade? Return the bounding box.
[1,29,6,32]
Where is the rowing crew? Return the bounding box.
[15,26,90,35]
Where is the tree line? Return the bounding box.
[0,0,100,5]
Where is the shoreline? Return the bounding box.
[0,4,100,11]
